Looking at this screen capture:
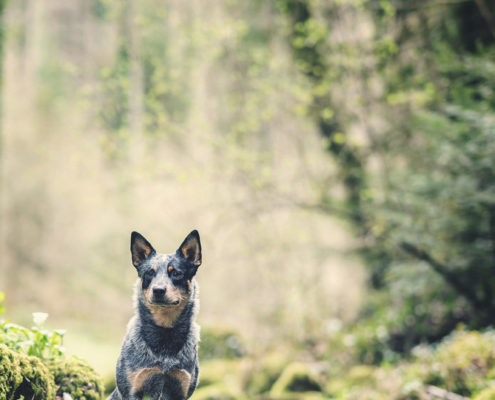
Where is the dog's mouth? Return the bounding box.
[147,298,181,307]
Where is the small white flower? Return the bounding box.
[32,312,49,326]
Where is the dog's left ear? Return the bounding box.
[177,230,202,267]
[131,231,156,268]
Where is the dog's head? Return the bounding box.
[130,230,202,312]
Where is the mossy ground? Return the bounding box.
[194,329,495,400]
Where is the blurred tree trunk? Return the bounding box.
[278,0,368,229]
[24,0,42,91]
[124,0,144,162]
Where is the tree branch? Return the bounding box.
[474,0,495,39]
[399,241,483,309]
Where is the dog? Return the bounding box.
[108,230,202,400]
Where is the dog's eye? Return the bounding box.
[170,269,183,280]
[145,269,155,277]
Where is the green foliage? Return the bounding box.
[421,330,495,396]
[241,352,290,395]
[276,0,495,353]
[321,330,495,399]
[0,312,65,360]
[326,365,377,398]
[199,326,245,360]
[197,359,243,390]
[47,357,104,400]
[194,383,244,400]
[0,344,55,400]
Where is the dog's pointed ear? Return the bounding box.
[131,231,155,268]
[177,230,202,267]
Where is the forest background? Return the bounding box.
[1,0,495,399]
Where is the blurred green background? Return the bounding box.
[1,0,495,399]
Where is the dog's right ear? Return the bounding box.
[131,231,156,268]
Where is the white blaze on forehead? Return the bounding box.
[157,253,172,264]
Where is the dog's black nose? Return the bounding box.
[153,287,166,298]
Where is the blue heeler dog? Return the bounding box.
[108,230,202,400]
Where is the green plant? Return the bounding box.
[0,312,66,359]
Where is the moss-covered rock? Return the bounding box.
[270,362,322,396]
[194,382,244,400]
[424,330,495,396]
[241,352,290,395]
[0,344,23,399]
[0,344,55,400]
[46,356,104,400]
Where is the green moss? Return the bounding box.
[199,326,245,360]
[258,392,328,400]
[46,356,104,400]
[241,352,289,394]
[474,386,495,400]
[327,365,377,395]
[424,331,495,396]
[0,344,55,400]
[0,344,23,399]
[194,382,244,400]
[270,362,322,396]
[198,359,243,389]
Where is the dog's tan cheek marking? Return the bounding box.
[128,367,163,394]
[167,369,191,398]
[152,265,157,272]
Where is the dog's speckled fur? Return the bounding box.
[108,230,202,400]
